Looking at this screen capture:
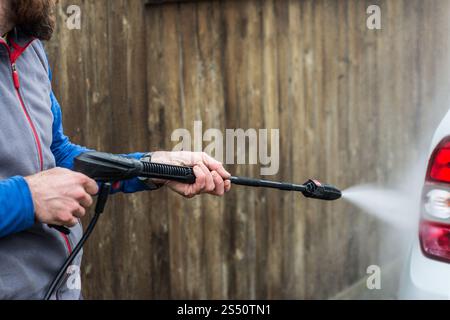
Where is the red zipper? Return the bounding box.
[12,63,44,171]
[1,38,43,171]
[61,233,73,254]
[2,37,72,254]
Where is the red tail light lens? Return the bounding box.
[428,140,450,183]
[420,137,450,263]
[420,221,450,262]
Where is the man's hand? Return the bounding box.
[151,151,231,198]
[25,168,99,227]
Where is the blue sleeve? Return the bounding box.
[49,70,150,193]
[0,176,35,238]
[49,92,90,169]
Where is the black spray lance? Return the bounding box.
[44,152,341,299]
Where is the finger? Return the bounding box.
[65,217,79,227]
[201,153,231,179]
[78,192,94,208]
[217,165,231,180]
[71,205,86,219]
[193,165,206,193]
[210,163,231,180]
[60,211,78,227]
[198,162,215,193]
[209,171,225,196]
[224,179,231,192]
[70,187,94,208]
[81,176,99,195]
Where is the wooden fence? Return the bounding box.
[46,0,450,299]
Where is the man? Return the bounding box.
[0,0,231,299]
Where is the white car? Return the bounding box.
[399,109,450,299]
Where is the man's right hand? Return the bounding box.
[24,168,99,227]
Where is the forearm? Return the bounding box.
[0,176,35,238]
[111,153,153,194]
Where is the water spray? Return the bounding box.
[44,152,342,299]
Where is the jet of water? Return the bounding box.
[343,184,420,230]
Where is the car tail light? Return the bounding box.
[420,221,450,262]
[420,136,450,263]
[428,139,450,183]
[423,189,450,219]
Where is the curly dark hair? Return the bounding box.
[12,0,56,41]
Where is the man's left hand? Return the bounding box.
[150,151,231,198]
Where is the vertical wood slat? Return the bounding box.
[47,0,450,299]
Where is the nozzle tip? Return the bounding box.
[302,180,342,201]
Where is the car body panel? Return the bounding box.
[399,108,450,299]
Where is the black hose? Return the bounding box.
[43,183,111,300]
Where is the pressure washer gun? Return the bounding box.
[74,152,342,200]
[52,151,342,236]
[44,151,341,299]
